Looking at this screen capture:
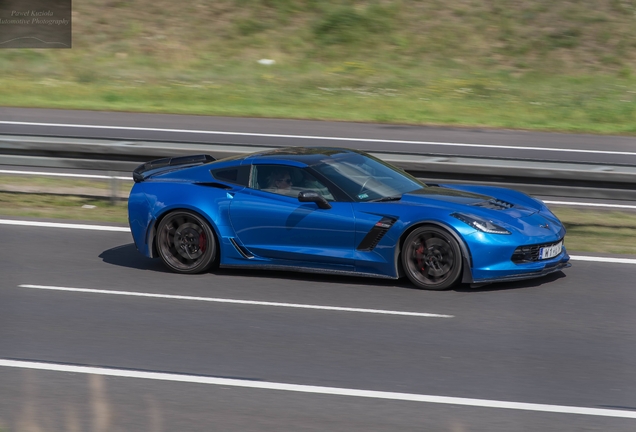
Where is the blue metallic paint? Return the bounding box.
[128,148,570,286]
[230,192,356,265]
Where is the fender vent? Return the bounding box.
[357,217,396,251]
[230,238,254,259]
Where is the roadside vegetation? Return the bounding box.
[552,207,636,255]
[0,174,131,198]
[1,0,636,132]
[0,192,127,223]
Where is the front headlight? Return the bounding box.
[451,213,511,235]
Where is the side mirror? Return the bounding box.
[298,190,332,209]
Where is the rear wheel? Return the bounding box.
[156,211,217,274]
[402,226,462,290]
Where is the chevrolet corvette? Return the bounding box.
[128,147,570,290]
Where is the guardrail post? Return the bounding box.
[109,172,118,204]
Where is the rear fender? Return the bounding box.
[148,205,222,260]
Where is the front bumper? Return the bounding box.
[465,227,571,285]
[471,258,571,286]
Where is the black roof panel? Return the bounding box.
[246,147,360,165]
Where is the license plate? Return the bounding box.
[539,241,562,260]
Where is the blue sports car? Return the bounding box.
[128,147,570,290]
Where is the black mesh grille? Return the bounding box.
[366,229,388,250]
[511,239,563,263]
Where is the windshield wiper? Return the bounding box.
[369,195,402,202]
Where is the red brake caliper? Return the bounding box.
[416,244,425,271]
[199,232,206,253]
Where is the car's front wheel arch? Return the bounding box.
[397,222,473,289]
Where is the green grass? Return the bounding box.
[0,175,128,190]
[2,73,635,133]
[552,208,636,255]
[0,192,128,223]
[0,175,131,198]
[1,0,636,133]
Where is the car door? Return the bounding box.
[228,164,356,269]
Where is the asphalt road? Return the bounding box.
[2,107,636,166]
[2,108,636,430]
[2,222,636,431]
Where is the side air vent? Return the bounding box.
[194,182,233,190]
[472,199,514,210]
[357,217,396,251]
[229,238,254,259]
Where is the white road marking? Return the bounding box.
[18,284,453,318]
[544,200,636,210]
[1,120,635,156]
[0,359,634,419]
[0,219,129,232]
[0,169,130,181]
[570,256,636,265]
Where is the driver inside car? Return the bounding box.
[265,168,296,196]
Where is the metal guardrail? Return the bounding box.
[1,135,636,200]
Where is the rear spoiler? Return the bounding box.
[132,154,216,183]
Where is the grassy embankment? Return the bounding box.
[1,0,636,133]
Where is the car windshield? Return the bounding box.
[312,152,426,202]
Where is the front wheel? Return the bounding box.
[401,226,462,290]
[156,211,217,274]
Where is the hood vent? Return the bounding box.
[472,199,514,210]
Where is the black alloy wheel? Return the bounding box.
[156,211,217,274]
[402,226,462,290]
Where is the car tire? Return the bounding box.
[401,225,463,290]
[156,210,217,274]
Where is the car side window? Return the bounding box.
[210,166,250,186]
[251,165,334,200]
